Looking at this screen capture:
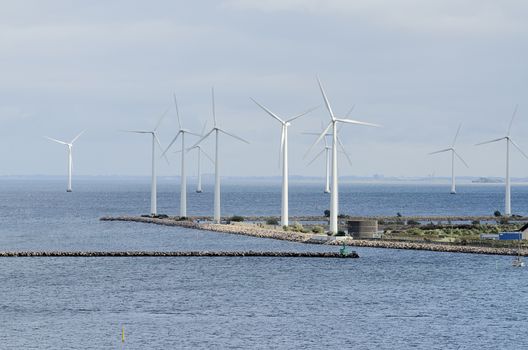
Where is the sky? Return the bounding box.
[0,0,527,178]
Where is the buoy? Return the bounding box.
[122,326,125,343]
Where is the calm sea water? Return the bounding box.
[0,179,527,349]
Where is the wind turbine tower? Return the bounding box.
[45,130,85,192]
[476,105,528,216]
[429,124,469,194]
[192,88,249,224]
[251,98,317,226]
[309,78,380,234]
[162,95,199,217]
[124,108,169,215]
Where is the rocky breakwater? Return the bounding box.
[100,216,524,256]
[328,238,525,256]
[0,251,358,258]
[101,216,316,243]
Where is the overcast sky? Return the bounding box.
[1,0,527,178]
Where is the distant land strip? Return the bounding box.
[100,216,527,256]
[0,251,358,258]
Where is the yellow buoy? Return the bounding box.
[122,326,125,343]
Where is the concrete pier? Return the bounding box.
[0,251,358,258]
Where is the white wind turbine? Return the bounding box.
[476,105,528,216]
[124,107,169,216]
[161,95,199,218]
[192,87,249,224]
[45,130,85,192]
[305,120,355,194]
[250,98,317,226]
[308,78,380,234]
[187,122,214,193]
[429,124,469,194]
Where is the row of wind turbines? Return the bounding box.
[429,104,528,217]
[44,78,527,233]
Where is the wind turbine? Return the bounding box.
[187,122,214,193]
[44,130,85,192]
[476,105,528,216]
[308,78,380,234]
[161,95,199,218]
[124,107,169,216]
[191,87,249,224]
[250,98,317,226]
[429,124,469,194]
[305,122,354,194]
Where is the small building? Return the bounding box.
[347,220,380,239]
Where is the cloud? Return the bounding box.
[226,0,528,36]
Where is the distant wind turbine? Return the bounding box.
[161,95,199,217]
[308,78,380,234]
[192,87,249,223]
[188,122,214,193]
[476,105,528,216]
[305,121,354,194]
[123,107,170,215]
[429,123,469,194]
[45,130,85,192]
[250,98,317,226]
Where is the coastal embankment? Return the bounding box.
[0,251,357,258]
[100,216,526,256]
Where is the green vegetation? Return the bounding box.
[266,218,279,225]
[383,222,525,247]
[312,226,325,234]
[229,215,244,222]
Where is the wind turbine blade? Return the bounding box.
[337,136,353,166]
[44,136,68,145]
[454,150,469,168]
[201,121,208,136]
[70,130,85,144]
[154,133,170,164]
[153,104,172,132]
[211,87,217,127]
[452,123,462,146]
[346,104,356,117]
[428,148,452,155]
[507,104,519,136]
[475,137,506,146]
[336,118,381,128]
[201,148,215,164]
[286,105,319,123]
[173,94,182,130]
[120,130,151,134]
[185,131,202,137]
[316,77,335,120]
[218,129,250,144]
[304,121,332,158]
[307,148,325,166]
[191,128,214,149]
[509,139,528,161]
[161,131,182,158]
[250,97,285,124]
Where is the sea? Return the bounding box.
[0,178,527,349]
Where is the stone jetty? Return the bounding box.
[0,251,358,258]
[101,215,527,257]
